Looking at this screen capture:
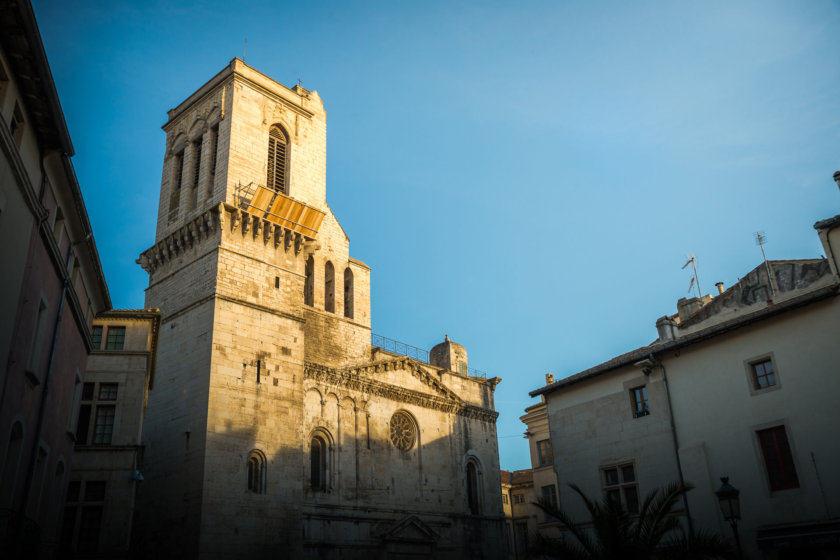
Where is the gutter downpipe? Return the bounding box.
[650,352,694,535]
[17,233,88,542]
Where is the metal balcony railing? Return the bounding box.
[371,333,487,378]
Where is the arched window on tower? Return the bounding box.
[267,125,289,194]
[304,256,314,307]
[310,434,329,491]
[466,459,482,515]
[247,450,266,494]
[343,267,354,319]
[325,261,335,313]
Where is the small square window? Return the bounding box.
[91,326,103,349]
[105,326,125,350]
[630,386,649,418]
[752,359,776,389]
[744,354,781,396]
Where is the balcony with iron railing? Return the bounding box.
[371,333,487,378]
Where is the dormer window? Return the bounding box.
[267,125,289,194]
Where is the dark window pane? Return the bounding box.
[66,481,81,502]
[75,405,92,444]
[621,465,635,483]
[604,468,619,486]
[92,406,115,445]
[81,383,95,401]
[84,481,107,502]
[105,327,125,350]
[98,383,118,400]
[91,326,102,349]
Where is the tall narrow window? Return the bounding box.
[10,102,24,145]
[91,326,103,349]
[27,298,49,380]
[466,460,481,515]
[247,450,266,494]
[324,262,335,313]
[757,426,799,491]
[209,124,219,195]
[304,256,314,306]
[310,435,328,491]
[189,139,202,210]
[536,439,553,466]
[630,386,649,418]
[343,267,354,319]
[267,125,289,194]
[169,151,185,220]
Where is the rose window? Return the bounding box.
[389,412,416,451]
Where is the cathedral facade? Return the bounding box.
[133,59,505,559]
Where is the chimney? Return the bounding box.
[545,373,554,385]
[715,282,724,295]
[655,315,677,341]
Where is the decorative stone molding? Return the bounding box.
[137,206,221,274]
[304,360,498,423]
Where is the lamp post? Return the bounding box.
[715,477,743,559]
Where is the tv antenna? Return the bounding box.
[243,38,247,61]
[755,231,776,298]
[682,254,701,297]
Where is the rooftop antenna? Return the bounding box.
[243,38,247,62]
[681,254,701,298]
[755,231,776,298]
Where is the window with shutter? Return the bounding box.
[267,125,289,194]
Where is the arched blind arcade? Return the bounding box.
[267,126,289,194]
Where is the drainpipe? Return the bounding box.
[18,233,89,529]
[649,353,694,535]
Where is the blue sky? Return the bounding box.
[34,1,840,470]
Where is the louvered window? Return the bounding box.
[169,151,185,219]
[267,125,289,194]
[210,125,219,175]
[192,140,202,190]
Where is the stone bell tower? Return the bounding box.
[134,59,372,558]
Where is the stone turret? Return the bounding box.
[430,334,468,376]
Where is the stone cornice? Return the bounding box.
[304,360,499,423]
[137,205,221,275]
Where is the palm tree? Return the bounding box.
[532,481,733,560]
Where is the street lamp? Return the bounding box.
[715,477,742,558]
[834,171,840,193]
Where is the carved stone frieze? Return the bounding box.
[304,361,498,423]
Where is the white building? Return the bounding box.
[531,207,840,559]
